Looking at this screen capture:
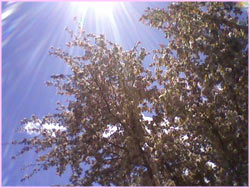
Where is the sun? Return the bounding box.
[88,2,116,16]
[70,1,117,17]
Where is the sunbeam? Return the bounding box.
[70,2,119,18]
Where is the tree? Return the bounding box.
[12,2,248,186]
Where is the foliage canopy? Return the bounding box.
[13,2,248,186]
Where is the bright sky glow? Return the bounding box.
[70,2,118,18]
[1,2,20,22]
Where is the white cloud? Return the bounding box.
[142,114,153,122]
[141,114,171,134]
[102,114,155,138]
[24,122,66,137]
[182,135,188,141]
[23,114,179,138]
[141,114,153,134]
[103,124,118,138]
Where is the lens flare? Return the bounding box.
[70,2,118,18]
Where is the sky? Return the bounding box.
[1,1,169,186]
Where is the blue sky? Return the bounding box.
[1,2,169,186]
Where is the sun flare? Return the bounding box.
[70,2,117,17]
